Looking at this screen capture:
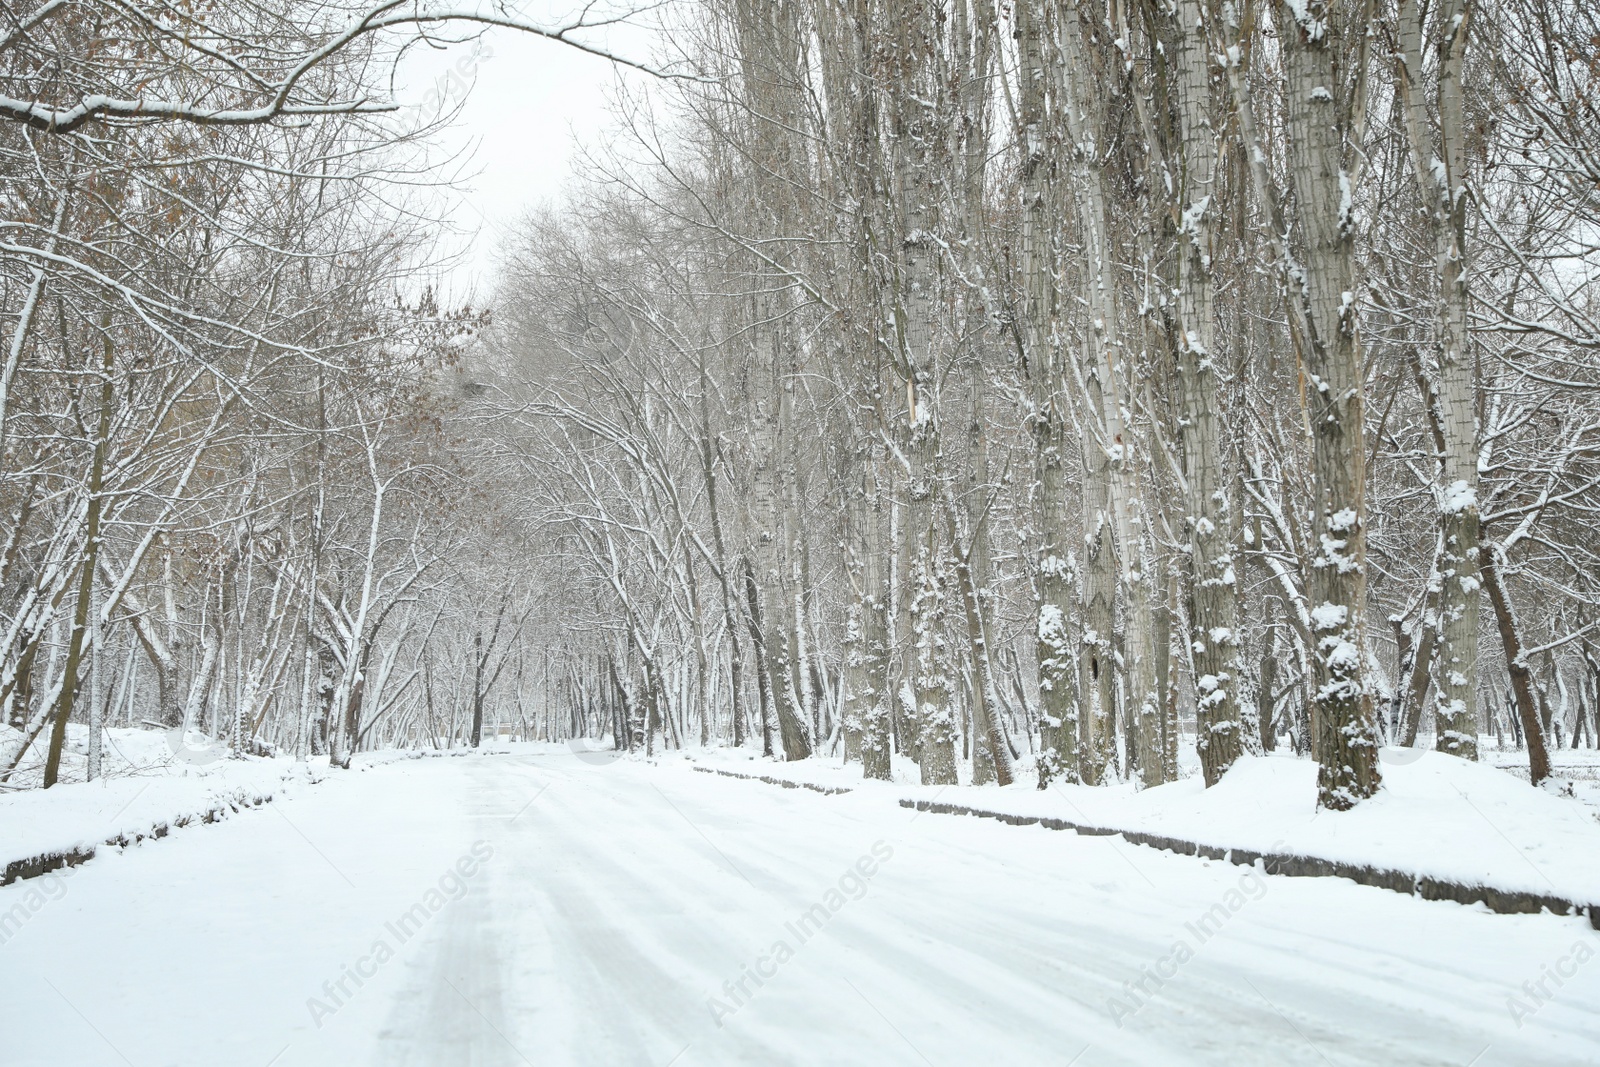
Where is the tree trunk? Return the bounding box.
[1259,633,1279,752]
[86,583,102,781]
[1279,0,1382,808]
[843,448,892,779]
[1015,0,1080,789]
[944,485,1015,786]
[1397,0,1482,762]
[1168,0,1244,786]
[471,631,485,747]
[43,330,114,788]
[1481,544,1551,785]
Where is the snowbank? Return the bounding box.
[0,729,556,886]
[682,748,1600,920]
[683,744,936,789]
[0,731,309,886]
[917,753,1600,902]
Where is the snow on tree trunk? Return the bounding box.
[844,448,893,780]
[1278,0,1382,809]
[1014,0,1081,789]
[1168,0,1244,786]
[1397,0,1482,762]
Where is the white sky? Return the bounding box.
[391,10,664,306]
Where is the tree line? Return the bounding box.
[0,0,653,785]
[474,0,1600,806]
[3,0,1598,808]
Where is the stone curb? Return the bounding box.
[691,764,853,795]
[900,797,1600,928]
[2,789,275,888]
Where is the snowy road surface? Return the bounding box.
[4,752,1598,1066]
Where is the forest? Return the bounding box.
[8,4,1600,1065]
[2,0,1598,813]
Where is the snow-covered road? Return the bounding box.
[4,752,1598,1066]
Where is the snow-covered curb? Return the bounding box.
[683,750,1600,927]
[898,796,1600,928]
[2,776,286,888]
[691,765,852,795]
[0,741,538,889]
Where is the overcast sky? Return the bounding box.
[392,10,665,305]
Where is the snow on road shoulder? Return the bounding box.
[683,744,927,790]
[681,748,1600,909]
[0,728,479,882]
[1085,753,1600,905]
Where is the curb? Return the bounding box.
[900,797,1600,928]
[691,765,853,796]
[2,789,276,889]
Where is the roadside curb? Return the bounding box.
[3,750,513,890]
[2,788,277,889]
[691,765,853,795]
[900,797,1600,929]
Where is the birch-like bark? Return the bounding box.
[1060,0,1158,785]
[786,431,817,744]
[842,480,869,766]
[890,0,958,785]
[842,447,892,778]
[1278,0,1382,808]
[1168,0,1244,785]
[752,335,811,760]
[732,0,813,762]
[742,557,777,755]
[694,347,749,749]
[1016,0,1081,787]
[944,481,1016,785]
[1397,0,1481,760]
[1070,310,1120,784]
[903,427,958,784]
[1164,571,1182,778]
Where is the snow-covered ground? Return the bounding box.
[1491,744,1600,814]
[1,728,303,878]
[1,720,255,791]
[0,727,482,879]
[3,747,1598,1065]
[690,743,1600,909]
